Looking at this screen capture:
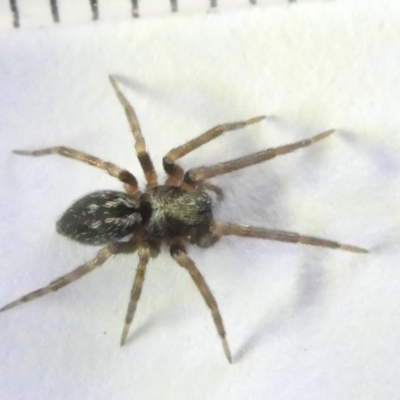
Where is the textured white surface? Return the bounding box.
[0,1,399,399]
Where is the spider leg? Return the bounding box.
[211,222,368,254]
[109,76,158,189]
[194,182,224,201]
[0,242,132,313]
[184,129,334,183]
[163,116,266,186]
[120,243,151,346]
[170,243,232,363]
[13,147,140,197]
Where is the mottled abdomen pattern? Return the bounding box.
[56,191,141,245]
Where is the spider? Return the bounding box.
[1,76,367,363]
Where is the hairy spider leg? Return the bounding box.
[163,116,266,186]
[121,243,151,346]
[211,222,368,254]
[170,243,232,363]
[0,242,138,313]
[184,129,334,183]
[109,76,158,189]
[13,147,141,198]
[194,182,224,202]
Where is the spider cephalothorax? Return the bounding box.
[1,77,367,363]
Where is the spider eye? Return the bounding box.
[56,190,142,245]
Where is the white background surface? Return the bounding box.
[0,1,399,399]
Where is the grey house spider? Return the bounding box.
[1,77,367,363]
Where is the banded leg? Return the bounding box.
[13,147,140,197]
[211,222,368,254]
[170,243,232,363]
[163,116,266,186]
[184,129,334,183]
[0,243,130,313]
[120,243,151,345]
[109,76,158,188]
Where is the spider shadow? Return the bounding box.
[235,251,328,362]
[110,74,231,123]
[111,74,156,99]
[123,301,193,346]
[339,129,400,177]
[208,118,297,226]
[124,318,157,346]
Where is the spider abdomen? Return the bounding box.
[141,186,213,239]
[56,191,142,245]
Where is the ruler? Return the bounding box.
[4,0,327,29]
